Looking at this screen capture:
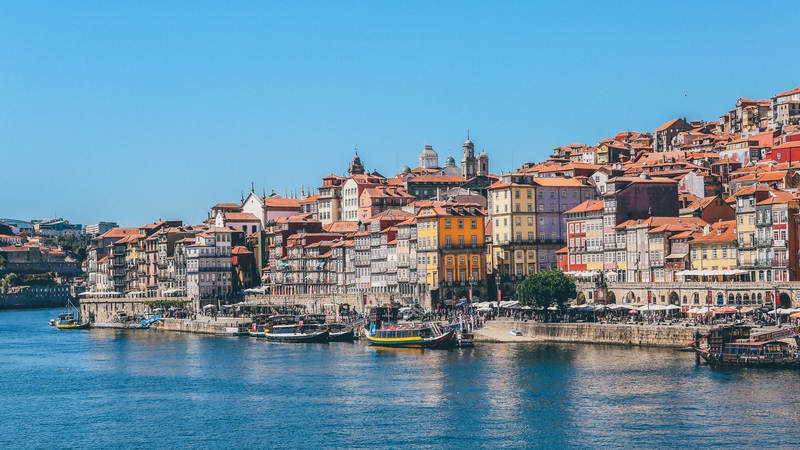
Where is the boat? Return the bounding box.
[55,311,90,330]
[690,324,800,368]
[366,322,456,349]
[265,324,330,343]
[139,314,162,327]
[264,315,329,343]
[328,323,356,342]
[248,314,271,337]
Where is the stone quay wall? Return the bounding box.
[484,320,706,348]
[155,318,234,334]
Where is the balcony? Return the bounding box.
[773,239,787,248]
[755,238,773,247]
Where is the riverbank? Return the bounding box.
[475,319,712,348]
[155,315,711,348]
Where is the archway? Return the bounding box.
[778,293,792,308]
[575,293,586,305]
[457,290,469,302]
[728,293,734,305]
[716,292,724,306]
[743,293,750,305]
[471,290,481,302]
[606,291,617,304]
[668,291,679,305]
[625,291,636,304]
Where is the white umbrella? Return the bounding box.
[665,305,681,310]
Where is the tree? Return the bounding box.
[516,270,577,312]
[1,273,20,294]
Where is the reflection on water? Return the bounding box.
[2,309,800,449]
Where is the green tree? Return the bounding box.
[1,273,20,294]
[516,270,577,312]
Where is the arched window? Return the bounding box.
[693,293,700,304]
[682,295,688,304]
[743,293,750,305]
[728,293,734,305]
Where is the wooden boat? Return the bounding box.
[55,311,90,329]
[264,315,329,343]
[248,314,272,337]
[265,324,329,343]
[366,322,456,349]
[54,299,90,330]
[690,324,800,368]
[328,323,356,342]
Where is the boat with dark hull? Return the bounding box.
[366,322,456,349]
[56,301,90,330]
[264,315,329,343]
[690,324,800,368]
[265,325,329,343]
[328,324,355,342]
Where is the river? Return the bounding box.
[1,308,799,449]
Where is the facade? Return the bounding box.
[317,174,345,225]
[416,201,486,308]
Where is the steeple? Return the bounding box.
[348,149,365,176]
[462,133,476,178]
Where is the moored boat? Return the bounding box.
[265,324,329,343]
[54,299,90,330]
[366,322,456,349]
[690,324,800,368]
[264,315,329,343]
[328,323,356,342]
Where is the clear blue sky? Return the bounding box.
[2,1,799,227]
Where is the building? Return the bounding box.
[416,201,486,309]
[654,118,694,152]
[771,86,800,129]
[33,219,83,237]
[84,222,119,236]
[317,174,345,225]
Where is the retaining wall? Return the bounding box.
[486,321,707,348]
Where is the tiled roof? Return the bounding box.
[564,199,603,214]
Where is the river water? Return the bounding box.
[2,308,799,449]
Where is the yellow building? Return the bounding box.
[689,221,738,283]
[416,201,486,307]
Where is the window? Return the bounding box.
[445,220,451,229]
[561,190,566,199]
[515,217,521,226]
[515,190,520,199]
[471,236,477,246]
[538,190,543,199]
[457,219,464,229]
[527,190,532,199]
[470,219,477,229]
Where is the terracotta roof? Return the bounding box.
[263,197,302,208]
[774,86,800,98]
[756,191,795,205]
[213,203,242,209]
[300,194,319,204]
[323,221,360,233]
[231,245,252,255]
[99,228,138,239]
[690,220,736,244]
[656,118,685,132]
[564,199,604,214]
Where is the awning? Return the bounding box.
[665,253,688,259]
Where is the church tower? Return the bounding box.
[477,149,489,177]
[461,134,476,178]
[348,151,365,176]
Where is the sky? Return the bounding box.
[2,1,799,227]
